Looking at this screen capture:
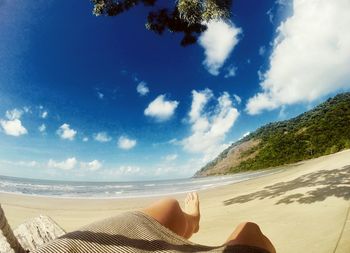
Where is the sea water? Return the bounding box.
[0,170,279,198]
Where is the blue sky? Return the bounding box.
[1,0,350,181]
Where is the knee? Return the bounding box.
[239,221,259,227]
[160,198,181,210]
[237,221,262,233]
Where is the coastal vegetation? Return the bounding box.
[195,92,350,176]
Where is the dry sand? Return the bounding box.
[1,150,350,253]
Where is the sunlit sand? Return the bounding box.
[1,150,350,253]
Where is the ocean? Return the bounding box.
[0,170,279,198]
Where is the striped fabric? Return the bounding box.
[34,211,270,253]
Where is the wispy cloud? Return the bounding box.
[0,160,38,167]
[104,166,142,178]
[23,106,31,113]
[94,132,112,142]
[259,46,266,56]
[164,154,178,161]
[233,94,242,105]
[97,91,104,99]
[118,166,140,174]
[224,65,237,78]
[168,138,178,145]
[38,124,46,132]
[144,95,179,121]
[5,108,23,120]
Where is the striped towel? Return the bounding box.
[34,211,270,253]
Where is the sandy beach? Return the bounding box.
[1,150,350,253]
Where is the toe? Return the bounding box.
[191,192,197,201]
[186,193,191,202]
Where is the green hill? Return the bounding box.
[195,92,350,177]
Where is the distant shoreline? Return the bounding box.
[0,169,282,199]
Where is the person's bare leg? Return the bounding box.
[225,222,276,253]
[141,192,200,239]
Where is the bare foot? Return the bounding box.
[184,192,200,235]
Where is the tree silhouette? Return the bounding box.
[91,0,233,46]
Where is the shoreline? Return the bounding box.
[0,168,282,200]
[1,150,350,253]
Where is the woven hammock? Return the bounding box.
[0,205,27,253]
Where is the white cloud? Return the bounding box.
[224,65,237,78]
[38,124,46,132]
[199,20,241,75]
[136,81,150,96]
[82,137,89,142]
[118,136,137,150]
[1,108,28,136]
[47,158,102,171]
[41,111,48,119]
[0,119,27,136]
[144,95,179,121]
[246,0,350,115]
[56,123,77,140]
[164,154,178,161]
[48,157,77,170]
[94,132,112,142]
[80,160,102,171]
[181,89,239,162]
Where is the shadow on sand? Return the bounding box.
[224,165,350,205]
